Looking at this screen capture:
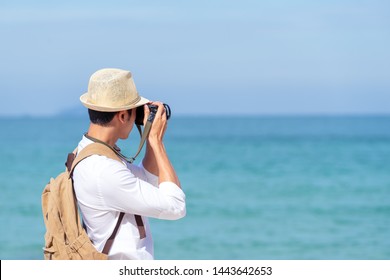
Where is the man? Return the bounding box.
[73,68,186,260]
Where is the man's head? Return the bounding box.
[81,68,149,139]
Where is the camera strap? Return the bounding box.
[130,121,152,163]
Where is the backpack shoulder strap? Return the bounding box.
[102,212,125,254]
[69,142,123,177]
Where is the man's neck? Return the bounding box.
[87,124,118,147]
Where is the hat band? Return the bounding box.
[124,95,141,107]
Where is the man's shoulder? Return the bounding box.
[75,136,126,172]
[77,152,125,169]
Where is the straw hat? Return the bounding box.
[80,68,149,112]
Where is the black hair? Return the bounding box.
[88,109,132,126]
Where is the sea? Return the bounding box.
[0,115,389,260]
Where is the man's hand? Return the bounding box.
[145,102,168,144]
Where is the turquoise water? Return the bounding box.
[0,115,389,259]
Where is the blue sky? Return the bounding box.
[1,0,389,116]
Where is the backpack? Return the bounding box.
[41,142,124,260]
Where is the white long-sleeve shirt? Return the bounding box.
[73,136,186,259]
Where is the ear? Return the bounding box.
[117,111,127,123]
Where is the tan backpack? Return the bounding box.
[41,143,124,260]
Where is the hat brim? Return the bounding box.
[80,93,150,112]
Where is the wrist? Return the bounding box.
[148,137,163,150]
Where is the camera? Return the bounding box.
[135,103,171,126]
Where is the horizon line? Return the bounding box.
[1,112,390,120]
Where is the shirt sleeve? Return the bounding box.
[97,157,186,220]
[125,161,159,187]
